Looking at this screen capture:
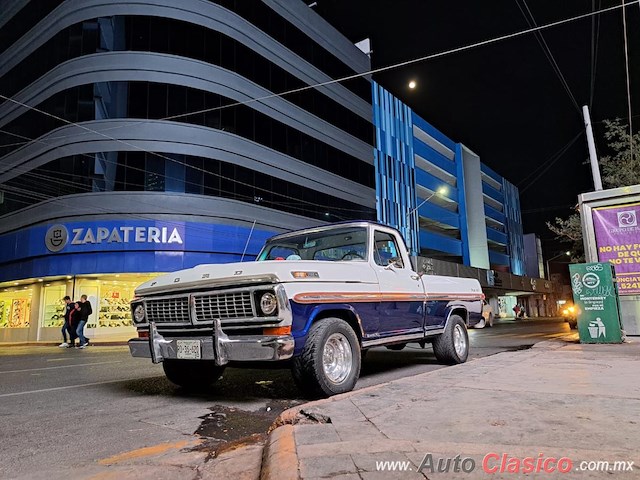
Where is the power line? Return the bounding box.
[514,0,581,113]
[161,0,637,122]
[519,131,584,194]
[521,204,575,214]
[0,130,376,219]
[4,0,634,141]
[516,131,583,187]
[0,0,636,220]
[621,0,634,160]
[0,111,373,216]
[590,0,602,110]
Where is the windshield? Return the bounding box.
[257,226,368,262]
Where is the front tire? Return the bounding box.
[162,360,225,390]
[433,315,469,364]
[292,318,361,398]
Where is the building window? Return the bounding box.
[0,290,32,328]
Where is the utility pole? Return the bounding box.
[582,105,603,191]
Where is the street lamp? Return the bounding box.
[406,186,448,219]
[545,251,571,280]
[408,80,417,89]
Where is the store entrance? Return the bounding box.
[73,274,158,341]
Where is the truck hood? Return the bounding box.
[135,260,375,296]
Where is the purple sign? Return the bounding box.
[592,202,640,295]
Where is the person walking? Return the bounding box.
[513,304,520,318]
[518,304,526,319]
[58,296,74,348]
[76,294,92,349]
[70,302,81,347]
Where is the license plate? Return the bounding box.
[176,340,201,359]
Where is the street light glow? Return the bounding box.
[408,80,417,89]
[406,185,448,219]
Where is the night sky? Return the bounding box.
[315,0,639,248]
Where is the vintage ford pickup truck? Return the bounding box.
[128,221,484,397]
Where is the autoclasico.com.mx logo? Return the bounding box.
[375,452,635,475]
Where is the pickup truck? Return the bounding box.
[128,221,484,397]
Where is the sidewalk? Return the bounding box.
[260,335,640,479]
[82,335,640,479]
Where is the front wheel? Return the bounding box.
[162,360,225,390]
[432,315,469,364]
[291,318,361,398]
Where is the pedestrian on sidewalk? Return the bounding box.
[518,304,526,318]
[513,304,520,318]
[76,294,92,349]
[58,296,74,348]
[67,301,80,348]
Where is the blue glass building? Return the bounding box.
[373,81,525,275]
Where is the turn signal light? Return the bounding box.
[291,271,319,279]
[263,326,291,336]
[138,331,149,338]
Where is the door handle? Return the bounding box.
[411,274,420,281]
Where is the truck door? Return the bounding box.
[372,230,426,340]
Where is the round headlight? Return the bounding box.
[260,292,278,316]
[133,304,146,323]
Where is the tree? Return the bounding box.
[598,119,640,187]
[546,119,639,258]
[546,214,585,262]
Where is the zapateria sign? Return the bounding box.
[45,223,183,252]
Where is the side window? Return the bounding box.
[373,231,404,268]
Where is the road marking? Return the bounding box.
[97,440,200,465]
[0,378,138,398]
[0,361,122,374]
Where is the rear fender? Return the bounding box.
[445,305,469,326]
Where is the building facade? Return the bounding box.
[0,0,375,342]
[372,81,525,274]
[0,1,529,344]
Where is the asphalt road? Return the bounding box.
[0,317,571,479]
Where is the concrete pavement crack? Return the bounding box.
[346,397,391,440]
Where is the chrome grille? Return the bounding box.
[194,291,254,321]
[146,296,190,323]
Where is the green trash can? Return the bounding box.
[569,263,624,344]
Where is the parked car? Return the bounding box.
[481,300,494,327]
[561,304,578,329]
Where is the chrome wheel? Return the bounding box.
[453,323,467,357]
[322,332,353,384]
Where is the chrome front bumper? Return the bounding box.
[128,320,294,365]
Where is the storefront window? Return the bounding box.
[0,290,32,328]
[42,284,67,328]
[75,274,157,334]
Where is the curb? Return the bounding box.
[262,378,399,480]
[260,424,299,480]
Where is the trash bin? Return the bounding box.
[568,263,624,344]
